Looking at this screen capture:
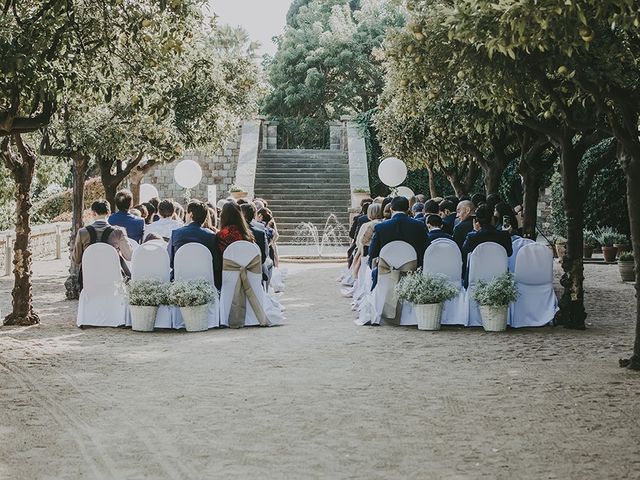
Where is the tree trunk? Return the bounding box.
[3,135,39,326]
[64,153,88,300]
[520,170,541,239]
[426,164,438,198]
[556,134,586,330]
[482,166,503,196]
[446,175,464,198]
[131,178,141,206]
[103,179,118,213]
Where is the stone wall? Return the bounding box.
[144,126,242,203]
[537,186,553,235]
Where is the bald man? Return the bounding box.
[453,200,476,249]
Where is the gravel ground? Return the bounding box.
[0,258,639,480]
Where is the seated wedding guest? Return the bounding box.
[439,199,457,234]
[453,200,475,249]
[412,202,425,220]
[462,204,513,282]
[257,207,280,268]
[444,195,460,205]
[348,199,372,267]
[143,232,167,248]
[134,204,149,223]
[369,197,430,287]
[409,196,417,212]
[130,208,142,218]
[383,203,392,219]
[508,226,534,273]
[142,202,156,225]
[240,203,269,265]
[427,215,454,242]
[73,200,133,284]
[109,189,144,243]
[237,199,247,206]
[494,202,520,234]
[168,200,219,286]
[254,199,265,211]
[143,199,183,241]
[149,197,161,222]
[216,201,255,255]
[173,202,185,223]
[471,192,487,208]
[415,194,427,204]
[486,193,501,215]
[203,202,218,233]
[351,203,384,275]
[432,196,444,204]
[423,199,440,216]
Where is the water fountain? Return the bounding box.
[289,214,350,258]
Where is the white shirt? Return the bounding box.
[143,217,183,241]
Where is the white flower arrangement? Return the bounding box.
[127,280,170,307]
[168,279,217,307]
[395,270,459,305]
[473,272,518,307]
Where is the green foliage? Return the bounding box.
[395,270,459,305]
[32,178,105,225]
[619,252,634,262]
[549,171,567,238]
[595,227,622,247]
[169,280,217,307]
[128,280,170,307]
[274,117,329,150]
[583,230,598,248]
[473,273,518,307]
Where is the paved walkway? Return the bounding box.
[0,259,638,479]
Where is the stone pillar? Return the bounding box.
[329,121,343,151]
[258,116,269,151]
[266,122,278,150]
[342,115,371,208]
[234,120,262,199]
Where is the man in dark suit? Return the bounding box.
[462,204,513,285]
[168,200,220,288]
[368,197,430,287]
[426,215,454,242]
[108,189,145,243]
[453,200,476,249]
[439,199,457,235]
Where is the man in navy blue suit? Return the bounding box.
[108,189,145,243]
[439,199,457,235]
[368,197,430,287]
[453,200,476,249]
[168,200,220,288]
[462,204,513,285]
[426,215,454,242]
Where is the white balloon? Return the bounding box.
[396,186,415,200]
[139,184,159,203]
[378,157,407,187]
[174,160,203,189]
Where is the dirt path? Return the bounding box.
[0,259,639,479]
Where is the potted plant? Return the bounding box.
[395,270,459,330]
[128,280,168,332]
[473,273,519,332]
[613,233,630,257]
[553,235,567,260]
[169,279,217,332]
[619,252,636,282]
[583,230,598,259]
[596,227,619,262]
[228,185,248,200]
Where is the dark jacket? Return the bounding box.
[461,226,514,282]
[368,213,430,268]
[442,213,456,235]
[108,211,145,244]
[349,214,368,240]
[168,222,220,289]
[428,229,454,242]
[453,218,474,249]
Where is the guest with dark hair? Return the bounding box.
[494,202,519,234]
[462,204,513,284]
[412,202,425,220]
[109,189,145,243]
[426,214,454,242]
[168,200,218,285]
[142,202,156,225]
[216,202,255,254]
[439,199,457,234]
[134,204,149,223]
[144,199,183,241]
[381,196,393,212]
[486,193,502,214]
[471,193,487,208]
[424,199,440,216]
[453,200,476,249]
[383,203,392,219]
[444,195,460,205]
[240,203,268,265]
[347,198,373,267]
[143,233,165,245]
[149,197,161,222]
[203,203,218,233]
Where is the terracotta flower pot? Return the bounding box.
[583,246,594,259]
[619,261,636,282]
[602,246,618,263]
[230,191,248,200]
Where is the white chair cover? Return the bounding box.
[220,241,282,327]
[423,241,467,326]
[356,241,417,326]
[510,243,558,328]
[173,243,219,329]
[466,242,509,327]
[77,243,128,327]
[351,256,372,312]
[509,237,534,273]
[131,243,172,329]
[128,238,140,251]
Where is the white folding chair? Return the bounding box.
[509,237,534,273]
[356,241,417,326]
[220,241,282,327]
[511,243,558,328]
[173,243,219,329]
[77,243,128,327]
[423,241,467,326]
[466,242,509,327]
[131,243,172,329]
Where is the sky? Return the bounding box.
[207,0,292,57]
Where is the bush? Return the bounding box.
[169,280,217,307]
[395,270,459,305]
[619,252,634,262]
[32,177,105,225]
[584,229,598,248]
[128,280,170,307]
[473,273,518,307]
[596,227,622,247]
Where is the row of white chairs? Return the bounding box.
[355,239,558,328]
[77,240,284,329]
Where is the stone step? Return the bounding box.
[257,163,349,170]
[259,149,346,157]
[256,194,350,202]
[256,171,350,178]
[255,184,351,191]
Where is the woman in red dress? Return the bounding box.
[216,202,255,254]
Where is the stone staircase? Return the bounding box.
[254,149,351,244]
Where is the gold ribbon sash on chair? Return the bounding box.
[223,255,270,328]
[378,257,417,325]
